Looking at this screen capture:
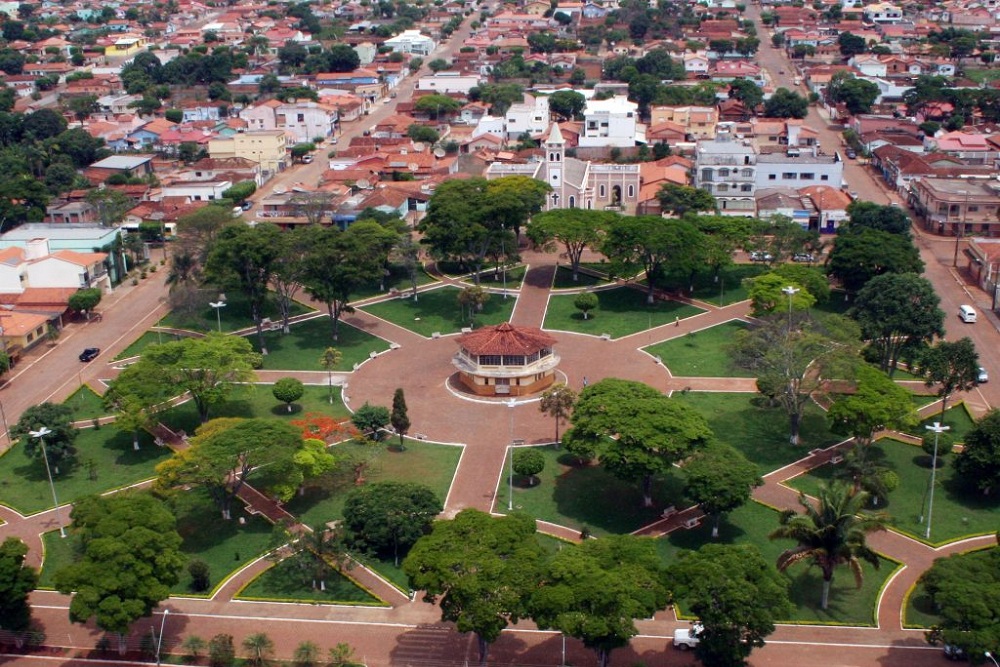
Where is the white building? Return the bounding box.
[159,179,233,202]
[353,42,377,65]
[240,100,339,143]
[504,94,550,141]
[416,72,483,95]
[694,136,757,215]
[754,147,844,190]
[864,2,903,23]
[0,239,111,294]
[578,95,639,148]
[384,30,437,56]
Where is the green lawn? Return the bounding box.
[37,489,276,597]
[113,331,174,360]
[813,292,852,316]
[918,404,976,443]
[158,385,350,437]
[495,445,689,536]
[544,287,705,338]
[254,317,390,372]
[63,386,110,422]
[552,265,609,289]
[673,392,844,474]
[660,264,769,307]
[236,554,384,605]
[350,262,439,302]
[0,427,169,515]
[158,292,314,333]
[659,500,896,626]
[361,286,517,337]
[787,438,1000,545]
[460,265,526,290]
[962,68,1000,84]
[644,321,754,378]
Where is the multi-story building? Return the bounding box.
[650,105,718,140]
[241,101,338,144]
[910,177,1000,237]
[384,30,437,56]
[208,130,288,178]
[578,96,638,148]
[504,94,550,141]
[754,146,844,191]
[693,136,757,215]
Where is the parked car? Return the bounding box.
[978,366,989,383]
[792,253,816,263]
[849,191,859,200]
[79,348,100,362]
[943,644,967,661]
[241,200,253,211]
[672,624,704,650]
[845,149,857,159]
[749,251,774,262]
[301,154,314,164]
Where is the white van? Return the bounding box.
[959,305,977,323]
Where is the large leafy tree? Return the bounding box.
[731,314,860,445]
[827,72,881,116]
[538,382,577,443]
[403,510,544,665]
[668,543,790,667]
[689,215,756,282]
[827,229,924,293]
[343,481,442,566]
[526,209,615,282]
[563,378,712,506]
[769,483,889,610]
[728,78,764,109]
[827,365,919,447]
[112,334,258,423]
[0,537,38,634]
[601,216,705,303]
[683,444,762,538]
[530,535,670,667]
[54,492,184,653]
[11,402,78,470]
[156,418,306,519]
[842,201,911,236]
[271,225,321,334]
[850,273,944,375]
[917,337,981,418]
[745,272,816,317]
[656,184,717,217]
[922,546,1000,657]
[763,88,808,119]
[953,409,1000,495]
[547,89,586,120]
[204,223,283,355]
[302,221,396,342]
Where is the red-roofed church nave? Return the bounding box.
[452,322,559,397]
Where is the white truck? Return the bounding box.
[672,623,704,650]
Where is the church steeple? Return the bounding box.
[544,123,564,208]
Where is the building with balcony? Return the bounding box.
[579,95,639,148]
[910,177,1000,237]
[452,322,559,396]
[694,136,757,215]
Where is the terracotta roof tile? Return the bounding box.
[456,322,556,356]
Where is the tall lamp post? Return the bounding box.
[953,190,968,268]
[30,427,65,538]
[209,299,227,333]
[781,285,799,332]
[508,398,516,512]
[155,608,170,667]
[924,421,950,541]
[985,652,999,667]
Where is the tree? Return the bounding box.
[731,314,860,445]
[842,201,911,236]
[745,273,816,317]
[917,337,980,418]
[563,379,712,506]
[208,634,236,667]
[293,641,320,667]
[850,273,944,374]
[188,559,211,592]
[343,481,442,565]
[667,543,790,667]
[242,633,274,667]
[683,444,762,538]
[530,535,669,667]
[827,72,880,116]
[526,209,614,282]
[827,365,918,448]
[657,184,717,217]
[204,223,283,355]
[763,88,809,119]
[302,222,396,342]
[428,58,450,72]
[272,225,320,334]
[769,482,889,609]
[11,402,78,470]
[954,409,1000,495]
[0,538,38,634]
[457,285,490,323]
[827,230,924,293]
[390,388,410,448]
[601,216,705,304]
[413,94,462,118]
[351,402,391,441]
[67,287,102,318]
[406,123,439,144]
[573,292,598,319]
[921,546,1000,658]
[512,448,545,485]
[182,636,208,662]
[113,334,257,423]
[222,180,256,204]
[327,44,361,72]
[838,32,867,57]
[155,418,305,519]
[548,90,586,120]
[105,392,154,452]
[403,510,544,665]
[728,78,764,109]
[272,377,305,413]
[319,347,342,405]
[54,492,184,653]
[539,383,576,444]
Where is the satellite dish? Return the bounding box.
[433,147,446,158]
[412,141,426,152]
[357,178,371,189]
[409,162,420,172]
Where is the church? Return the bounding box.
[484,123,642,214]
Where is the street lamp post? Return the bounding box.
[0,397,9,445]
[924,421,951,541]
[781,285,799,332]
[508,398,516,512]
[156,608,170,667]
[985,652,999,667]
[30,427,65,538]
[953,190,968,268]
[209,300,227,333]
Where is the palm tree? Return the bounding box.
[769,482,890,610]
[166,250,199,292]
[318,347,342,405]
[241,633,274,667]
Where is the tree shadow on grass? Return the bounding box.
[269,403,303,416]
